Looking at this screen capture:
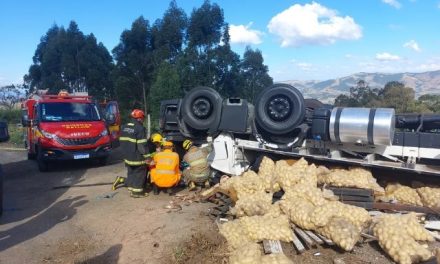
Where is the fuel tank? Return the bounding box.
[329,107,395,145]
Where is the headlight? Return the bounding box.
[41,129,57,139]
[100,129,109,136]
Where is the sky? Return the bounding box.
[0,0,440,86]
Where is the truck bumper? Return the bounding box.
[40,144,112,161]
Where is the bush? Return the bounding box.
[0,109,21,123]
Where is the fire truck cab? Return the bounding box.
[22,91,120,172]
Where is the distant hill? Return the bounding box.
[280,70,440,103]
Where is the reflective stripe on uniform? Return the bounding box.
[120,137,148,143]
[120,136,136,143]
[155,169,175,175]
[124,159,145,166]
[130,188,143,192]
[127,123,135,126]
[189,158,206,167]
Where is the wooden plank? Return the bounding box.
[263,240,283,254]
[327,187,373,197]
[373,202,438,214]
[291,231,306,253]
[425,221,440,231]
[304,230,324,245]
[336,195,374,202]
[427,230,440,241]
[344,201,374,209]
[294,228,316,248]
[316,233,334,246]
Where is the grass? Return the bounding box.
[6,123,24,146]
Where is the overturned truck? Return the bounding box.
[160,84,440,177]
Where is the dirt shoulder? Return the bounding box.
[0,148,211,264]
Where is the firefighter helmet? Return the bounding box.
[162,141,173,148]
[130,109,145,119]
[183,139,193,150]
[151,133,163,143]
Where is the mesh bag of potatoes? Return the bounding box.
[309,201,371,231]
[229,243,262,264]
[258,156,281,192]
[276,158,318,190]
[282,182,327,206]
[417,187,440,210]
[231,192,273,217]
[229,243,293,264]
[372,213,433,264]
[219,219,254,249]
[240,215,293,242]
[380,183,423,206]
[316,216,361,251]
[221,170,265,200]
[260,254,294,264]
[318,167,385,195]
[279,197,317,230]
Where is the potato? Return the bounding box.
[372,213,433,264]
[258,156,281,192]
[417,187,440,210]
[381,183,423,206]
[318,167,385,195]
[316,217,360,251]
[232,192,273,217]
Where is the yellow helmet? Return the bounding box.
[183,139,193,150]
[162,141,173,148]
[151,133,163,143]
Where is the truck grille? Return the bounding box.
[56,136,101,146]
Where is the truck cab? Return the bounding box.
[22,91,120,171]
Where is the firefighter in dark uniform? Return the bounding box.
[118,109,151,198]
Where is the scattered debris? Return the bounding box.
[95,192,118,200]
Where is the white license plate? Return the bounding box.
[74,153,90,160]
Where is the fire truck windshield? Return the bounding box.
[40,102,101,122]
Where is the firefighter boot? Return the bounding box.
[130,191,148,198]
[204,180,210,189]
[112,176,126,190]
[188,181,196,191]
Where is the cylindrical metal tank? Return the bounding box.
[329,107,395,145]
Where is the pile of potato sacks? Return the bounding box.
[377,183,440,210]
[218,156,437,264]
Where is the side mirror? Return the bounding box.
[22,115,31,127]
[105,113,116,125]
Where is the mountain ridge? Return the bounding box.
[280,70,440,103]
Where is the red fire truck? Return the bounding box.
[22,91,120,172]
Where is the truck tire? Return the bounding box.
[27,152,36,160]
[255,84,305,135]
[304,98,324,110]
[180,87,222,131]
[37,146,49,172]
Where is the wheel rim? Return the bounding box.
[266,95,292,121]
[192,97,212,119]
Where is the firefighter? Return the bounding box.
[117,109,151,198]
[182,139,211,190]
[149,132,163,153]
[150,141,181,195]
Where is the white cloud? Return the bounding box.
[375,52,401,61]
[229,23,263,45]
[296,62,315,71]
[403,40,421,52]
[382,0,402,9]
[267,2,362,47]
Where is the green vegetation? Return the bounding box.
[334,80,440,113]
[18,0,272,125]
